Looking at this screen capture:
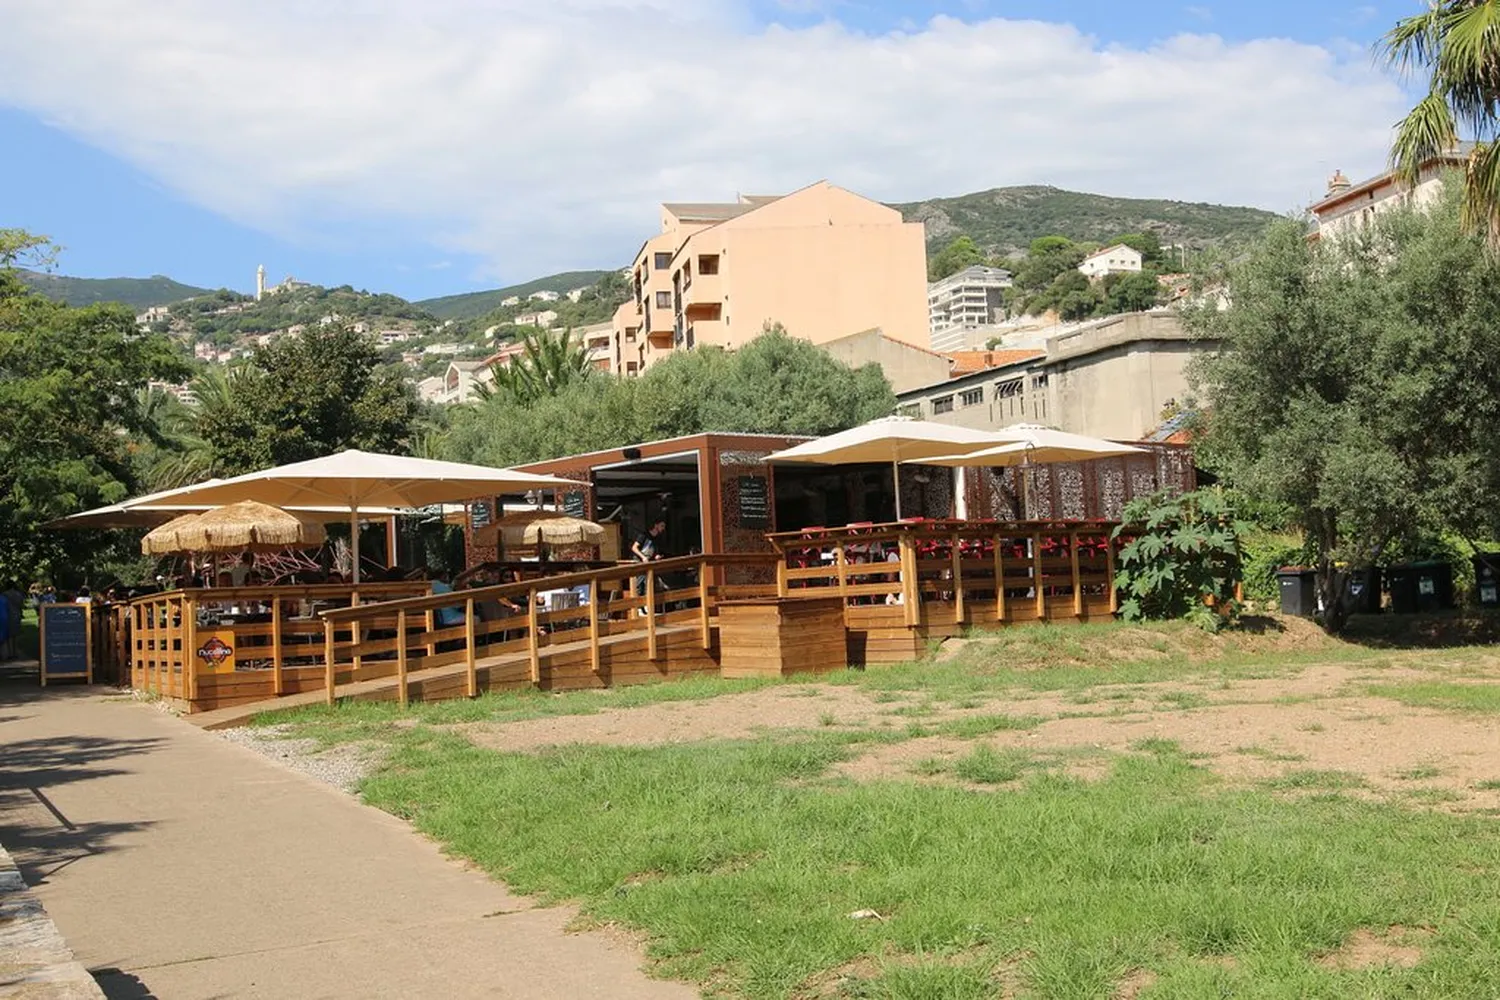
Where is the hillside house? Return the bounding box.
[1078,245,1143,280]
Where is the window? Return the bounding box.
[626,362,638,375]
[654,252,671,270]
[995,378,1023,399]
[625,328,637,343]
[698,254,720,275]
[1030,373,1049,391]
[932,395,954,415]
[655,291,671,308]
[960,387,984,407]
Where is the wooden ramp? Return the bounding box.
[188,623,714,730]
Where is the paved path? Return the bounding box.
[0,672,697,999]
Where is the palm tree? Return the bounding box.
[1384,1,1500,236]
[489,327,593,405]
[139,365,251,489]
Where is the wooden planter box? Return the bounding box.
[718,596,847,679]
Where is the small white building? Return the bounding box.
[500,296,521,307]
[1308,145,1471,242]
[514,310,558,329]
[528,290,560,303]
[416,375,446,403]
[424,342,463,356]
[1078,244,1143,280]
[377,329,412,346]
[566,287,587,303]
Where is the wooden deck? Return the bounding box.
[113,521,1124,723]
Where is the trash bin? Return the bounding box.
[1277,567,1317,617]
[1342,566,1382,615]
[1474,553,1500,608]
[1386,561,1455,614]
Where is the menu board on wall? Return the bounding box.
[563,490,587,517]
[469,499,493,531]
[736,475,770,529]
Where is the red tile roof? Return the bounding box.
[943,349,1044,377]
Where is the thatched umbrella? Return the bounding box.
[141,513,205,556]
[175,501,327,552]
[522,516,606,548]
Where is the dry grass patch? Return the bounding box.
[1316,925,1433,971]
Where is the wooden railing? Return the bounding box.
[766,520,1120,628]
[124,582,433,706]
[318,553,782,706]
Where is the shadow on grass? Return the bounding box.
[1339,610,1500,650]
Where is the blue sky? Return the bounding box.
[0,1,1420,301]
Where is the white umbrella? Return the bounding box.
[917,424,1147,517]
[766,416,1008,519]
[919,425,1148,467]
[137,450,576,583]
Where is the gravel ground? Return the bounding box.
[214,724,382,793]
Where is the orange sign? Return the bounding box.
[196,632,236,673]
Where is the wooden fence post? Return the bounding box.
[323,618,336,707]
[350,590,362,677]
[589,577,602,674]
[645,568,659,661]
[270,597,284,696]
[1070,529,1084,618]
[776,556,788,598]
[1032,530,1046,620]
[951,531,964,626]
[464,597,478,698]
[527,588,540,684]
[993,533,1006,623]
[396,609,409,708]
[183,597,198,705]
[424,608,437,660]
[1106,532,1119,614]
[835,542,848,604]
[900,533,919,627]
[698,560,712,650]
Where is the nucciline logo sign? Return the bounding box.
[197,636,233,667]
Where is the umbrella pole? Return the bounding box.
[349,505,360,585]
[893,459,903,521]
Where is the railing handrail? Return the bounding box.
[319,552,781,623]
[766,520,1120,548]
[125,581,432,607]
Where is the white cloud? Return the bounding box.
[0,1,1405,280]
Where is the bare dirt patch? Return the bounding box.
[1316,926,1432,971]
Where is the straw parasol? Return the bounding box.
[143,450,577,583]
[522,516,605,547]
[141,513,204,556]
[174,501,327,552]
[766,416,1007,519]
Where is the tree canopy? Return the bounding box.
[1185,192,1500,631]
[0,232,188,585]
[442,325,895,468]
[195,324,420,475]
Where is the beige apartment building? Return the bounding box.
[610,181,929,376]
[1309,144,1470,242]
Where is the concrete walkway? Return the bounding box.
[0,671,697,999]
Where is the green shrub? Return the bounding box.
[1113,489,1243,631]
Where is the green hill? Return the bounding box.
[20,271,212,309]
[891,185,1279,257]
[417,270,615,321]
[167,284,439,348]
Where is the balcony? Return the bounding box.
[644,305,674,344]
[681,270,721,310]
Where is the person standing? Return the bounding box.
[2,583,21,660]
[630,519,666,602]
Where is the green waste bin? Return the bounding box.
[1277,567,1317,617]
[1386,562,1454,614]
[1474,553,1500,608]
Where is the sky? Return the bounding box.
[0,0,1425,301]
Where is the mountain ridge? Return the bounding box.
[19,271,212,309]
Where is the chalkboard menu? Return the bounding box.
[40,603,91,685]
[737,475,770,529]
[563,490,587,518]
[469,500,493,532]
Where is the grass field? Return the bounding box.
[262,616,1500,998]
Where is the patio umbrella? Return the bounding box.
[916,424,1148,517]
[140,450,576,583]
[522,516,605,547]
[141,513,204,556]
[174,501,327,552]
[766,416,1006,519]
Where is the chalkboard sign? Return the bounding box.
[563,490,587,518]
[469,500,493,532]
[737,475,770,529]
[40,603,91,685]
